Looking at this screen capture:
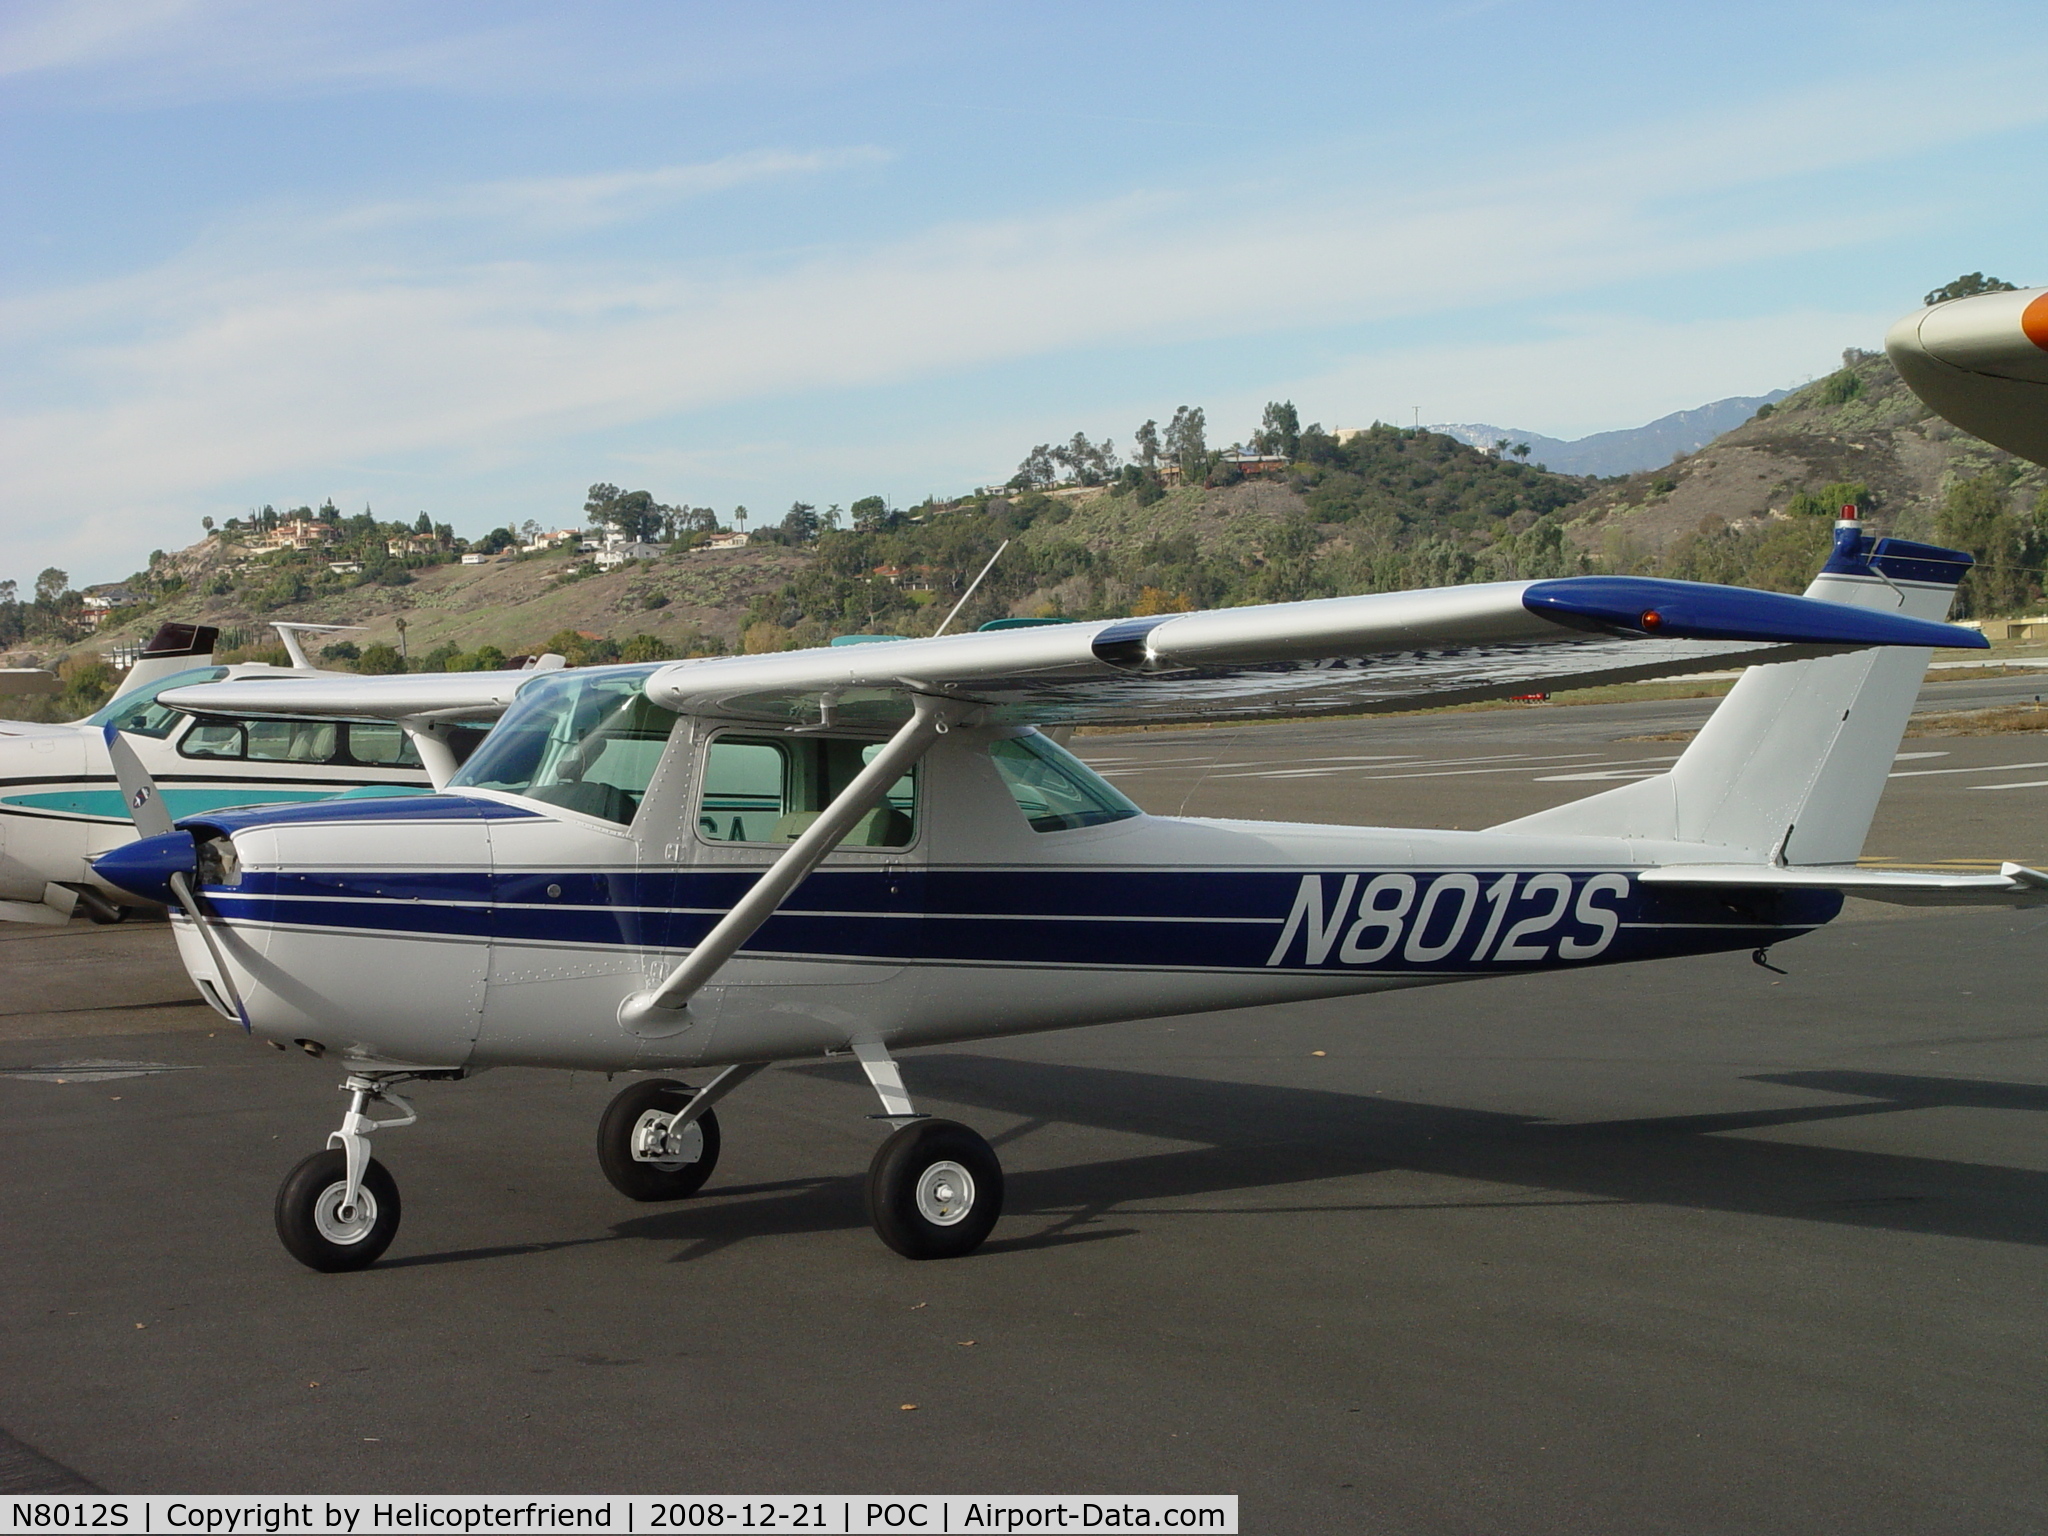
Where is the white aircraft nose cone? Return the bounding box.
[1887,288,2048,467]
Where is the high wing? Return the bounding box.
[156,668,535,722]
[638,575,1982,728]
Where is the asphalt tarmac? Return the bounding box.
[5,679,2048,1532]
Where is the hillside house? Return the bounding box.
[1219,449,1289,478]
[594,541,663,570]
[243,517,337,554]
[698,530,750,551]
[81,586,141,627]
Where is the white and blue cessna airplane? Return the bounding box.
[92,518,2043,1272]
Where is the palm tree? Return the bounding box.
[1512,443,1531,463]
[1493,438,1511,459]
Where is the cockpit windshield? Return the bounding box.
[448,666,677,826]
[83,666,230,738]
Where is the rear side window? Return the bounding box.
[699,734,915,847]
[177,718,423,768]
[989,733,1140,833]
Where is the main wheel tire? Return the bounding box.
[597,1077,721,1201]
[274,1148,400,1272]
[867,1119,1003,1260]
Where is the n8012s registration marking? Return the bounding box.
[1264,871,1630,969]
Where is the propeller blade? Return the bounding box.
[101,725,174,838]
[97,726,252,1030]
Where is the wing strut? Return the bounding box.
[618,693,962,1036]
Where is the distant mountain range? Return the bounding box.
[1431,391,1792,477]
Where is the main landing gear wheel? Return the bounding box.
[597,1077,722,1201]
[867,1119,1003,1260]
[275,1148,401,1272]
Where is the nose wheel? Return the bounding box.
[276,1148,401,1271]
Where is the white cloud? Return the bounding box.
[1283,310,1892,442]
[8,50,2048,584]
[327,148,894,237]
[0,0,207,76]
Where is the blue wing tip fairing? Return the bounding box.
[1521,574,1987,650]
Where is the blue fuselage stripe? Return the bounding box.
[204,868,1839,975]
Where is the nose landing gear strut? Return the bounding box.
[274,1071,449,1272]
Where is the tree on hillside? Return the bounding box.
[1052,433,1117,486]
[34,568,67,606]
[1133,419,1161,470]
[584,485,670,544]
[1512,443,1531,463]
[1164,406,1207,481]
[779,502,822,543]
[1925,273,2018,306]
[1013,444,1057,489]
[1253,401,1300,461]
[1937,472,2038,616]
[851,495,894,533]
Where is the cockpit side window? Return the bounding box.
[988,732,1140,833]
[448,666,677,827]
[698,733,916,847]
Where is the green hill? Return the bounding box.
[16,358,2048,716]
[1566,348,2048,614]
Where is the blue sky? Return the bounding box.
[4,0,2046,589]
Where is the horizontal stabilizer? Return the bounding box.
[1639,862,2048,906]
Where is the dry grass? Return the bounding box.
[1907,707,2048,736]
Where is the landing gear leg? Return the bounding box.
[855,1041,1002,1260]
[597,1062,762,1201]
[274,1074,416,1272]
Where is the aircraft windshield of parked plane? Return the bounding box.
[85,521,2048,1276]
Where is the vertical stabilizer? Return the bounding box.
[104,623,220,704]
[1493,513,1973,863]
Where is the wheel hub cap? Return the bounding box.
[631,1109,704,1169]
[915,1160,975,1226]
[313,1181,378,1245]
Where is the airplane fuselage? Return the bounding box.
[156,722,1835,1072]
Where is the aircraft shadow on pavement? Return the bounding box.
[724,1056,2048,1253]
[410,1060,2048,1265]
